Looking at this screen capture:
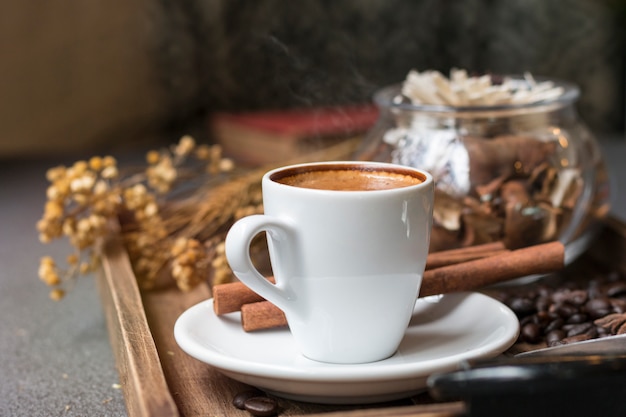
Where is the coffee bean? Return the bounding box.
[607,282,626,298]
[519,315,536,326]
[566,313,588,324]
[544,318,564,333]
[551,290,568,304]
[551,303,579,318]
[244,396,279,417]
[569,290,588,305]
[585,297,612,319]
[521,322,542,343]
[566,322,593,337]
[535,310,552,323]
[508,297,536,316]
[233,389,265,410]
[553,289,588,306]
[546,310,561,321]
[546,329,566,346]
[535,295,552,312]
[497,267,626,347]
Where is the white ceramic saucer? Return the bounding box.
[174,292,519,404]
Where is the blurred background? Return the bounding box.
[0,0,624,158]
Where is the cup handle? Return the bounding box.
[225,214,295,314]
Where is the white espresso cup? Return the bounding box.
[225,161,434,364]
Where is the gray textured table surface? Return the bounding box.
[1,138,625,417]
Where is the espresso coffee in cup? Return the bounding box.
[272,164,424,191]
[226,161,434,364]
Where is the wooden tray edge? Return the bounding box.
[97,234,180,417]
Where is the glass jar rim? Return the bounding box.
[374,75,580,115]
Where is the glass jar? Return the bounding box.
[356,77,610,260]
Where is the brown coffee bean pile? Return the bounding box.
[495,269,626,346]
[233,388,279,416]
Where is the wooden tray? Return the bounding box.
[97,216,626,417]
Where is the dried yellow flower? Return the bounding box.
[46,166,67,182]
[46,184,64,201]
[50,289,65,301]
[195,144,212,160]
[175,135,196,157]
[44,200,64,220]
[212,268,233,286]
[171,237,188,257]
[148,157,177,193]
[219,158,235,172]
[89,156,104,171]
[79,262,91,274]
[67,254,79,265]
[102,155,116,167]
[169,237,209,291]
[42,273,61,286]
[146,150,160,165]
[71,160,89,176]
[142,202,156,218]
[101,165,118,179]
[38,232,52,244]
[70,172,96,193]
[40,256,55,266]
[93,180,108,196]
[211,256,226,269]
[38,257,61,286]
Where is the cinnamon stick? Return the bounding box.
[232,241,565,332]
[425,241,508,270]
[241,301,286,332]
[419,240,564,296]
[213,276,274,315]
[213,242,508,315]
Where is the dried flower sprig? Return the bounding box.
[37,135,238,299]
